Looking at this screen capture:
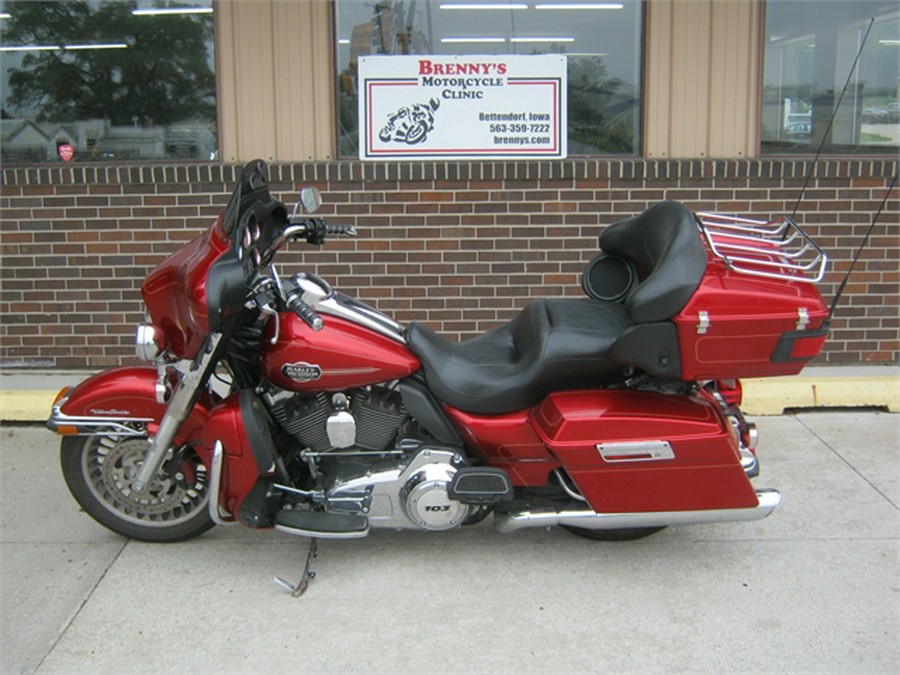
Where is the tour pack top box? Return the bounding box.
[673,212,830,380]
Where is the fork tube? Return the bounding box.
[132,335,221,493]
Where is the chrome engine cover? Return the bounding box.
[402,462,470,531]
[325,445,470,531]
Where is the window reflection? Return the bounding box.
[335,0,642,157]
[762,0,899,154]
[0,0,217,163]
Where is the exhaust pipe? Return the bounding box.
[494,489,781,534]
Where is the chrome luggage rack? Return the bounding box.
[696,212,828,284]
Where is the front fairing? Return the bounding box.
[141,217,229,359]
[139,160,286,361]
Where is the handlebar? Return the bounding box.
[262,218,356,265]
[297,219,358,245]
[251,215,355,331]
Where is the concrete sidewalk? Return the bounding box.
[1,413,898,673]
[1,365,898,421]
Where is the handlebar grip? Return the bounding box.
[325,223,357,237]
[285,290,324,331]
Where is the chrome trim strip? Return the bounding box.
[47,401,152,437]
[553,469,587,502]
[597,440,675,463]
[208,441,236,526]
[315,294,407,343]
[292,273,406,343]
[274,523,370,540]
[494,489,781,534]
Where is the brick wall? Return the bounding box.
[1,158,897,370]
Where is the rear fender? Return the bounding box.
[47,366,212,449]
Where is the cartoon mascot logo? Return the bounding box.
[379,98,441,145]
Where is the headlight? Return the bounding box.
[135,323,167,362]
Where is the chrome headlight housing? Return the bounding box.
[135,323,167,362]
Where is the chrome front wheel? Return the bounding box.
[60,434,215,542]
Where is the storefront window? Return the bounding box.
[335,0,642,157]
[762,0,899,154]
[0,0,217,163]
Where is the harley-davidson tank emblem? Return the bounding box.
[282,362,323,382]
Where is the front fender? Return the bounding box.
[47,366,212,448]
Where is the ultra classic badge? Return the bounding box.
[282,362,323,383]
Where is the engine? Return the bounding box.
[263,384,409,453]
[262,383,472,531]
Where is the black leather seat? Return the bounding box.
[406,298,631,414]
[599,200,707,323]
[405,201,708,414]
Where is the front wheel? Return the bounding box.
[60,434,215,542]
[404,121,430,144]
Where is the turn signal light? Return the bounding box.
[52,386,71,406]
[789,333,828,360]
[771,326,830,364]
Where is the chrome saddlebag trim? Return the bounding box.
[493,489,781,534]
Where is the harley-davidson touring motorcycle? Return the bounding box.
[48,160,830,593]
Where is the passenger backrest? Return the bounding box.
[599,200,707,323]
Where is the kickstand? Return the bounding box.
[274,537,319,597]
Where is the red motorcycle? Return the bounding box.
[48,160,830,593]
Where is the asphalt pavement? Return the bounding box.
[1,412,898,673]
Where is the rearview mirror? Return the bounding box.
[298,187,322,214]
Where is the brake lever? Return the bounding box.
[269,264,286,301]
[252,280,280,345]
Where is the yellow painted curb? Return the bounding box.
[742,374,899,415]
[0,390,57,423]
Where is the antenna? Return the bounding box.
[790,17,875,220]
[828,170,898,319]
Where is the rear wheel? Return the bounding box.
[60,434,215,542]
[561,525,666,541]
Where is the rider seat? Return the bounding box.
[406,201,708,414]
[407,299,631,414]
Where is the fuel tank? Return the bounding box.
[261,312,420,391]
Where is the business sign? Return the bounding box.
[359,54,567,160]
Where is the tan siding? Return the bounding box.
[217,0,761,161]
[214,0,239,161]
[707,0,761,156]
[644,0,673,156]
[645,0,761,158]
[217,0,335,162]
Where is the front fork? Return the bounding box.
[132,334,222,493]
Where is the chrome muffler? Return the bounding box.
[493,489,781,534]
